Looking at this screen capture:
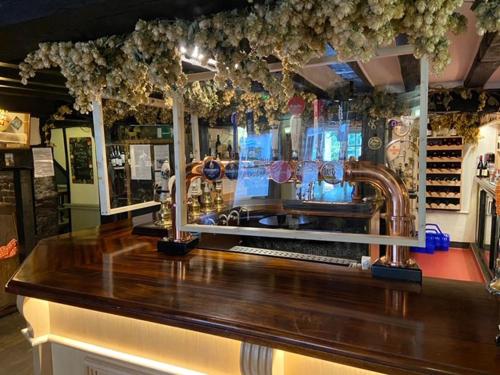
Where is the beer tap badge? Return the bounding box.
[269,160,292,184]
[202,157,224,181]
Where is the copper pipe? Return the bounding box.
[344,160,413,267]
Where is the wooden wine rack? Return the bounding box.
[426,136,463,211]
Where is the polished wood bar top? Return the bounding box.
[6,221,500,375]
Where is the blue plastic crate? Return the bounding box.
[410,223,450,253]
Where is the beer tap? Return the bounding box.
[155,160,172,228]
[201,180,214,214]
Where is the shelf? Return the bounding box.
[426,192,461,198]
[427,135,462,139]
[427,145,463,151]
[426,181,460,186]
[426,169,461,174]
[426,157,462,162]
[426,204,461,211]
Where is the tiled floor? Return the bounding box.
[412,247,485,283]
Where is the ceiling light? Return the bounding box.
[191,46,199,59]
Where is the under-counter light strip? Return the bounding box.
[21,329,205,375]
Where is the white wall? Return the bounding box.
[51,126,100,231]
[65,127,99,206]
[427,122,499,243]
[51,128,66,170]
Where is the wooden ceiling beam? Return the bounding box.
[396,35,420,92]
[464,31,500,88]
[347,62,373,88]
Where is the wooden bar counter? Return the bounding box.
[6,221,500,375]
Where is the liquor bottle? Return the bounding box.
[115,147,122,167]
[427,121,432,136]
[120,147,126,166]
[477,156,483,177]
[482,155,490,178]
[215,135,221,158]
[110,147,117,167]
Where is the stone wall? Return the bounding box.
[0,171,15,206]
[34,176,59,239]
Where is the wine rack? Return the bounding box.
[426,136,463,211]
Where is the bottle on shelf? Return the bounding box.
[215,135,221,158]
[110,147,117,167]
[481,154,490,178]
[426,121,432,137]
[120,147,126,166]
[477,155,484,177]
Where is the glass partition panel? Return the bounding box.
[178,53,427,248]
[93,99,174,215]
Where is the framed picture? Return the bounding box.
[69,137,94,184]
[0,111,31,147]
[4,153,14,167]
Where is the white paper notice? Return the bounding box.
[32,147,55,178]
[153,144,170,170]
[130,144,152,180]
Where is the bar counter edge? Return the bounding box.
[5,220,500,375]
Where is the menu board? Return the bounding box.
[69,137,94,184]
[32,147,55,178]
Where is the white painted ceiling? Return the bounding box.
[357,2,498,90]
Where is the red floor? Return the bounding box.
[411,248,484,283]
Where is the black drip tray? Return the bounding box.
[283,200,376,214]
[227,245,358,267]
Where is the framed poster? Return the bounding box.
[69,137,94,184]
[0,111,31,147]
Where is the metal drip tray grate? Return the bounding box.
[227,246,358,267]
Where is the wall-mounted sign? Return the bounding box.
[32,147,55,179]
[69,138,94,183]
[130,144,152,181]
[368,136,382,150]
[153,144,170,171]
[389,117,411,137]
[4,153,14,167]
[0,111,30,146]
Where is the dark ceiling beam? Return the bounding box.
[0,63,67,86]
[0,0,252,62]
[464,31,500,88]
[0,84,69,98]
[395,35,419,92]
[0,93,70,117]
[0,76,66,89]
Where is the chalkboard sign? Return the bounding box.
[69,137,94,184]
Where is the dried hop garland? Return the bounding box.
[19,0,494,117]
